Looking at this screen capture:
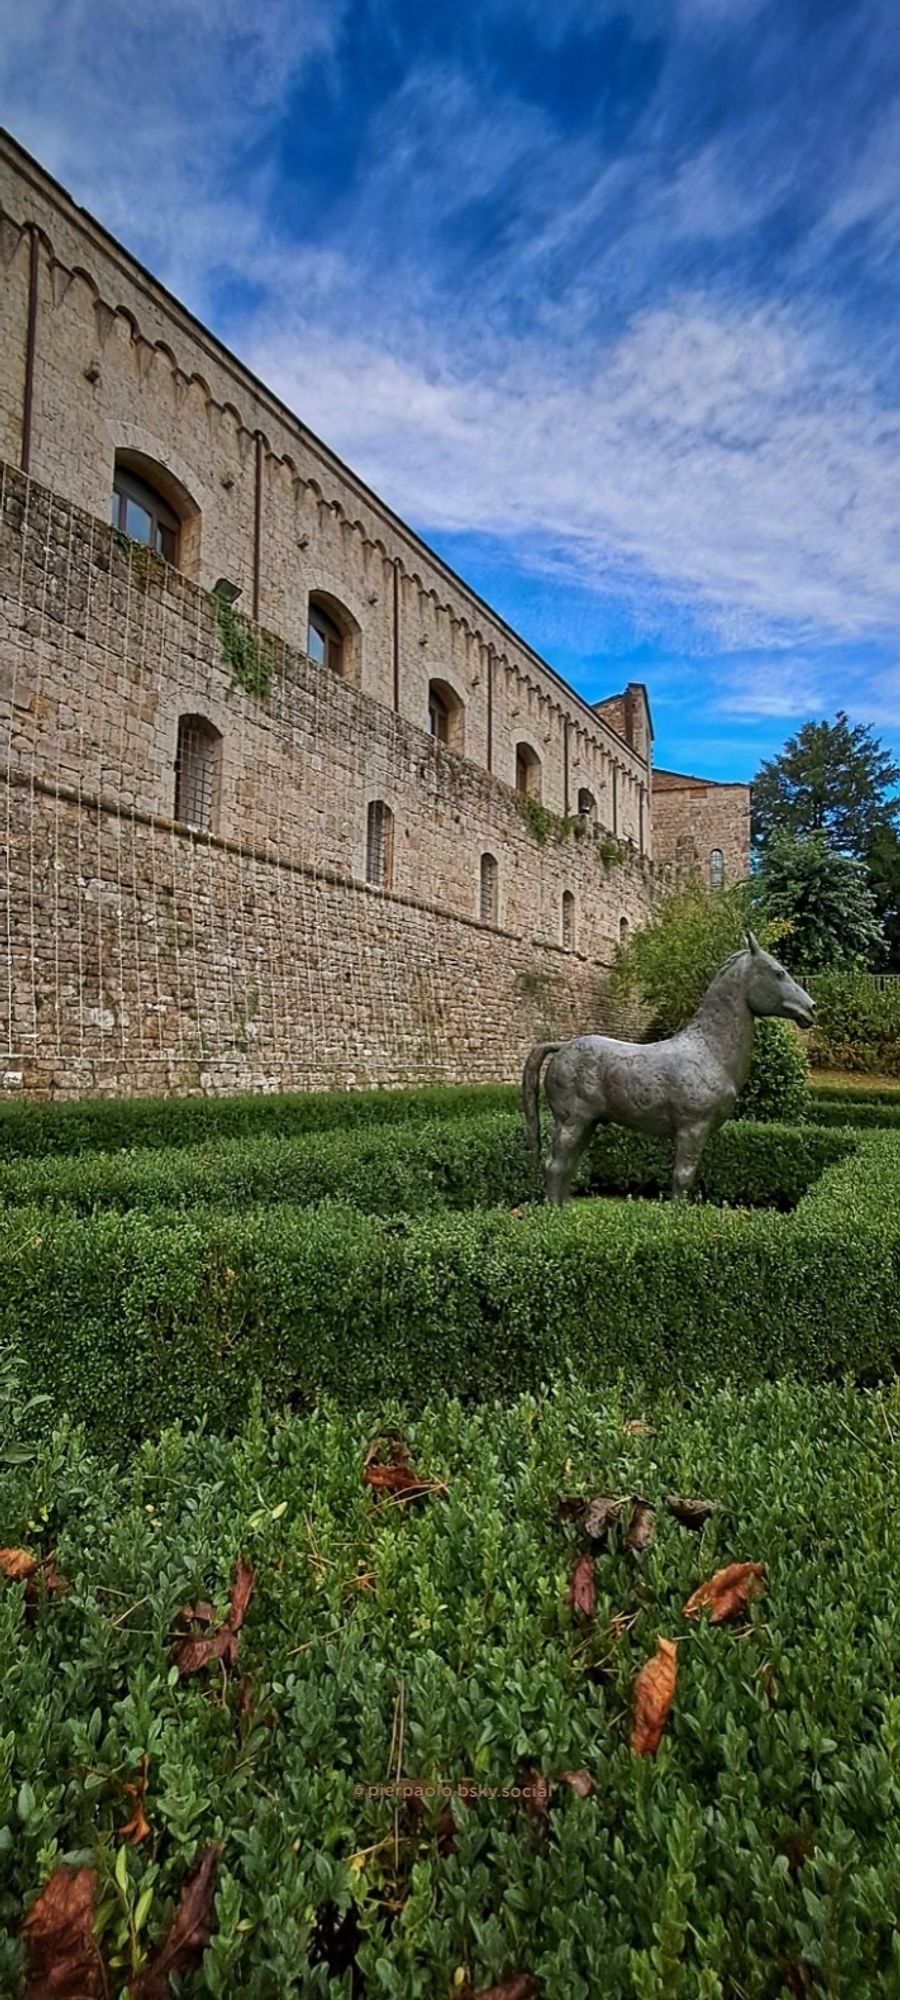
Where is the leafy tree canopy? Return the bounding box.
[752,712,900,857]
[752,831,886,975]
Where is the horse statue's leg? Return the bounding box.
[545,1112,595,1207]
[671,1120,711,1202]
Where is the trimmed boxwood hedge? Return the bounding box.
[1,1128,893,1453]
[4,1377,900,1996]
[0,1081,519,1162]
[0,1114,853,1218]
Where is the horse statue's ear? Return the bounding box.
[745,930,760,955]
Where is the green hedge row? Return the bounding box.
[0,1080,519,1161]
[0,1114,853,1218]
[810,1074,900,1104]
[4,1377,900,1996]
[807,1098,900,1130]
[1,1129,891,1453]
[809,970,900,1075]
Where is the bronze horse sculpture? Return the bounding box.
[523,933,814,1206]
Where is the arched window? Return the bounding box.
[111,463,180,563]
[577,788,596,820]
[709,849,725,890]
[619,915,629,947]
[515,742,542,800]
[366,800,394,889]
[307,599,345,676]
[174,715,221,832]
[480,852,498,925]
[428,679,465,753]
[562,890,576,951]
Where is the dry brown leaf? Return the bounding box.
[557,1768,594,1798]
[683,1562,766,1624]
[524,1769,549,1818]
[172,1558,254,1678]
[118,1755,151,1846]
[582,1497,623,1543]
[363,1460,446,1504]
[568,1555,596,1619]
[0,1549,68,1605]
[22,1864,105,1999]
[130,1844,221,2000]
[177,1600,215,1628]
[631,1637,678,1756]
[624,1420,653,1436]
[0,1547,38,1584]
[228,1558,255,1633]
[472,1981,540,2000]
[665,1496,718,1531]
[623,1498,656,1552]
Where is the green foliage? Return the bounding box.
[752,710,900,856]
[609,880,808,1120]
[3,1376,900,1995]
[516,792,565,846]
[0,1343,50,1468]
[810,971,900,1075]
[755,831,885,974]
[212,593,275,700]
[598,834,623,867]
[0,1122,877,1453]
[0,1081,518,1162]
[733,1017,810,1124]
[0,1112,844,1222]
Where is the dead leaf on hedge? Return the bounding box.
[362,1440,446,1505]
[524,1769,549,1819]
[568,1555,596,1618]
[683,1563,766,1624]
[582,1497,623,1543]
[623,1498,656,1553]
[665,1496,719,1531]
[117,1755,151,1846]
[557,1768,594,1798]
[0,1548,38,1584]
[22,1864,104,1999]
[624,1420,653,1436]
[130,1843,221,2000]
[172,1559,255,1677]
[0,1548,68,1604]
[471,1980,540,2000]
[177,1599,215,1629]
[631,1637,678,1756]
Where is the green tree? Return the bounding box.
[752,713,900,856]
[754,831,885,974]
[608,881,808,1121]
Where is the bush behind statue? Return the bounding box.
[609,881,809,1121]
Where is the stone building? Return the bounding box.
[0,131,750,1098]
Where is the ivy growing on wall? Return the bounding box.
[516,794,573,846]
[212,595,275,701]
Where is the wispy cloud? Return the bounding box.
[3,0,900,771]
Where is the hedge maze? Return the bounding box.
[3,1077,900,1996]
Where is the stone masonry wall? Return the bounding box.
[0,133,650,848]
[652,774,752,887]
[1,464,660,1097]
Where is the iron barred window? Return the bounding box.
[366,800,394,888]
[174,715,221,831]
[480,853,498,924]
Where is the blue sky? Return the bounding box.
[3,0,900,780]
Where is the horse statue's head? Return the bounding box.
[743,931,815,1029]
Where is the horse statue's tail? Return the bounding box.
[522,1042,562,1162]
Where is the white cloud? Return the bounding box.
[248,293,900,648]
[0,0,345,309]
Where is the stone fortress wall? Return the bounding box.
[0,131,750,1098]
